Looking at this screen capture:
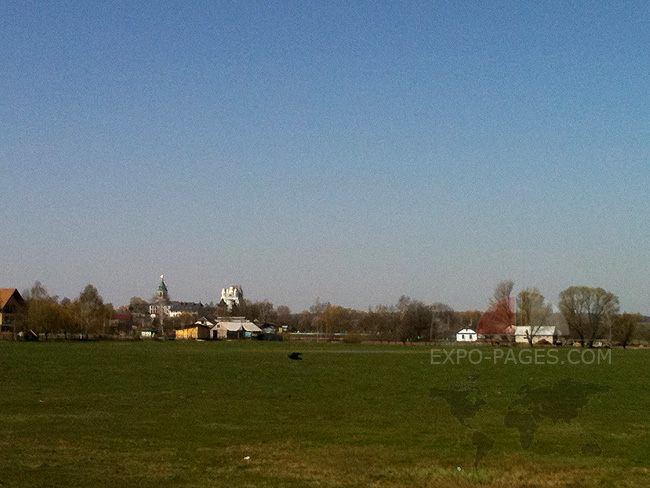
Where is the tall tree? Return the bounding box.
[517,288,553,346]
[360,306,398,342]
[128,296,149,315]
[493,280,514,303]
[459,310,483,329]
[254,301,276,323]
[29,281,49,301]
[276,305,292,326]
[430,303,457,340]
[396,295,413,316]
[27,298,73,340]
[164,312,195,333]
[612,313,641,349]
[318,305,356,335]
[297,310,316,332]
[58,298,78,339]
[75,284,110,338]
[309,297,330,315]
[398,300,433,343]
[559,286,619,346]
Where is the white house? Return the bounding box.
[140,328,155,339]
[514,325,557,344]
[456,328,478,342]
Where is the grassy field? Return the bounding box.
[0,341,648,487]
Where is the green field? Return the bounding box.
[1,341,648,487]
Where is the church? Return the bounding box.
[220,285,243,310]
[148,276,203,318]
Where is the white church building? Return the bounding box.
[220,285,243,310]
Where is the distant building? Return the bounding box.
[514,326,558,344]
[456,328,478,342]
[149,275,171,317]
[175,317,215,340]
[168,301,203,317]
[147,276,203,319]
[0,288,26,336]
[212,316,261,339]
[262,324,278,334]
[140,328,155,339]
[220,285,243,311]
[175,322,212,340]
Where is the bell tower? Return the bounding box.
[157,275,169,302]
[155,275,170,334]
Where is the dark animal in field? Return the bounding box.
[288,352,302,360]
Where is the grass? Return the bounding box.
[0,341,648,487]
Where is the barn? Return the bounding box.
[175,323,212,340]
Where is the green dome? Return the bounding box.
[157,275,168,297]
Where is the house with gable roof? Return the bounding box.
[212,316,261,339]
[0,288,26,336]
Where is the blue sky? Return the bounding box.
[2,1,649,313]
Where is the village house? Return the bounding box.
[456,328,478,342]
[140,328,155,339]
[0,288,26,337]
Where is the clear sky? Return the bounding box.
[2,1,649,313]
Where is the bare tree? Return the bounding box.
[255,301,276,323]
[559,286,619,347]
[309,297,330,315]
[396,295,413,316]
[360,306,398,342]
[276,305,292,326]
[517,288,552,346]
[430,303,457,340]
[491,279,511,300]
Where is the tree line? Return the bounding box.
[489,280,644,348]
[13,280,648,346]
[21,282,113,340]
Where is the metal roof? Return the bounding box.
[514,325,556,336]
[213,319,262,332]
